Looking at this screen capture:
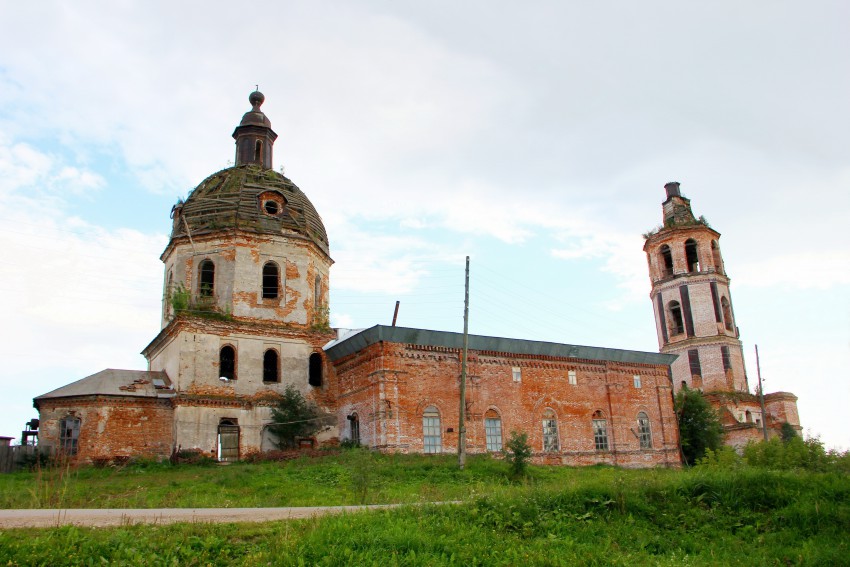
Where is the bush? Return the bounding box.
[675,387,724,466]
[697,445,743,470]
[503,430,533,480]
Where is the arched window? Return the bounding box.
[308,352,323,387]
[349,413,361,445]
[263,349,279,383]
[637,412,652,449]
[685,239,700,272]
[721,297,734,331]
[659,244,673,278]
[422,406,442,453]
[711,240,724,274]
[592,410,609,451]
[262,262,280,299]
[219,345,236,380]
[668,300,685,335]
[484,409,503,452]
[199,260,215,297]
[59,416,81,456]
[542,408,559,452]
[254,140,263,162]
[745,410,753,423]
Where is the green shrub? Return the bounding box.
[503,430,533,480]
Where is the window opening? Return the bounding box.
[423,406,442,453]
[264,200,279,215]
[659,244,673,277]
[721,346,732,371]
[263,349,279,383]
[254,140,263,162]
[59,416,81,456]
[262,262,280,299]
[633,375,642,388]
[637,412,652,449]
[568,370,577,385]
[218,419,240,462]
[219,345,236,380]
[308,352,323,387]
[199,260,215,297]
[668,300,685,335]
[688,349,702,377]
[349,414,361,445]
[721,297,734,331]
[484,409,502,452]
[542,409,559,452]
[745,410,753,423]
[685,239,700,272]
[711,240,724,274]
[511,367,522,383]
[592,411,609,451]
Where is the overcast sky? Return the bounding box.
[1,1,847,449]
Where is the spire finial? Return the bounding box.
[248,89,265,112]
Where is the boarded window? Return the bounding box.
[721,346,732,371]
[659,244,673,277]
[262,262,280,299]
[308,352,323,387]
[218,419,240,462]
[592,411,609,451]
[220,345,236,380]
[484,409,502,452]
[59,417,81,456]
[199,260,215,297]
[637,412,652,449]
[263,349,279,383]
[542,409,559,452]
[423,406,441,453]
[685,239,700,272]
[688,349,702,377]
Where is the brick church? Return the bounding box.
[33,92,799,466]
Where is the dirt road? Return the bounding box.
[0,504,406,528]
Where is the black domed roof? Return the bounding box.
[171,165,329,255]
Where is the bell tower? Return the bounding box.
[643,182,748,394]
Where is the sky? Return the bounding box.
[1,1,848,450]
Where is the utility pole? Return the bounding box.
[458,256,470,470]
[755,344,769,441]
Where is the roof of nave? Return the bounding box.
[324,324,677,367]
[170,165,329,255]
[33,369,173,402]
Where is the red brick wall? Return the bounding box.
[333,342,680,468]
[37,396,174,462]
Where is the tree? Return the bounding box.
[503,430,533,480]
[780,421,798,443]
[267,385,328,449]
[674,387,724,466]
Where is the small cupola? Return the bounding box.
[232,90,278,169]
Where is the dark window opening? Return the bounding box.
[263,349,279,383]
[685,239,700,272]
[659,245,673,277]
[59,417,81,456]
[668,300,685,335]
[721,297,734,331]
[264,200,279,215]
[745,410,753,423]
[262,262,280,299]
[199,260,215,297]
[711,240,724,274]
[220,345,236,380]
[348,414,361,445]
[254,140,263,162]
[308,352,323,387]
[688,349,702,377]
[721,346,732,371]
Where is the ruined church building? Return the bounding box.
[34,92,800,465]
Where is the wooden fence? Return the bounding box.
[0,445,54,473]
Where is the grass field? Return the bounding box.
[1,450,848,565]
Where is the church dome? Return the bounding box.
[171,165,329,255]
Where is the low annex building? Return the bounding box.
[34,91,684,467]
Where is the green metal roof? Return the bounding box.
[324,325,676,366]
